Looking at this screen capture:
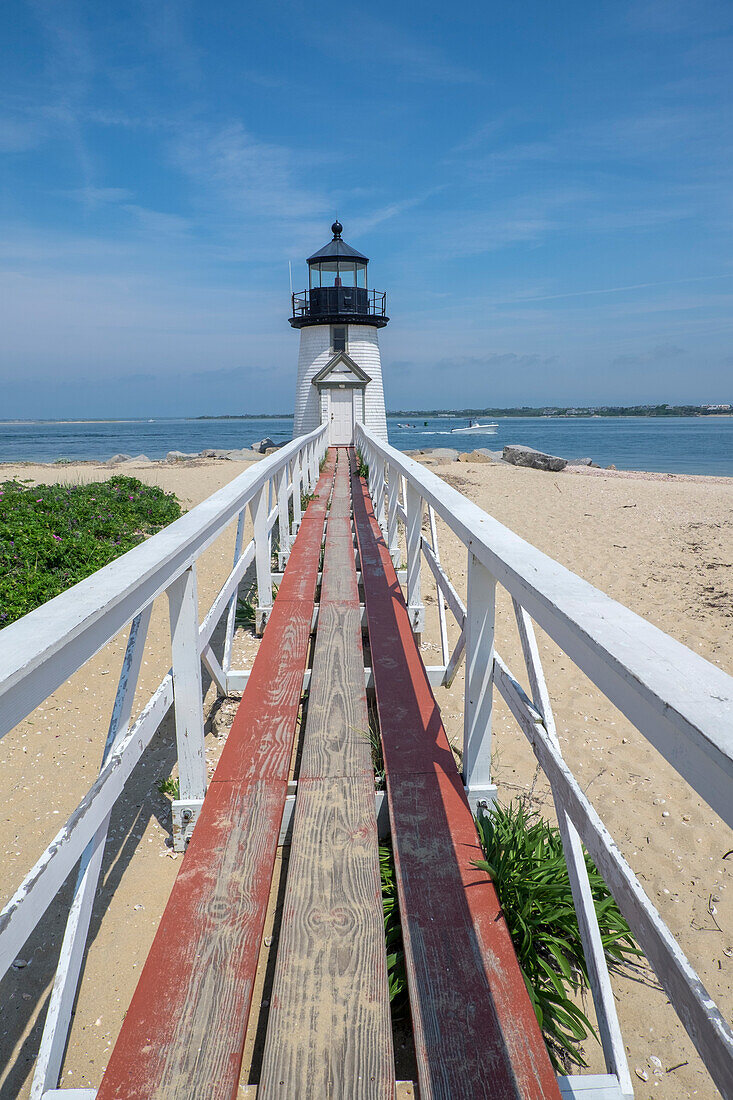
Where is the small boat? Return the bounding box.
[450,420,498,434]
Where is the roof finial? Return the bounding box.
[331,219,343,239]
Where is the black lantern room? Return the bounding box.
[290,221,389,328]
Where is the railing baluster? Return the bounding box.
[376,455,387,535]
[292,452,303,535]
[222,508,246,678]
[428,505,449,669]
[462,551,497,813]
[512,600,632,1096]
[31,608,152,1099]
[252,484,273,634]
[277,464,290,570]
[386,463,400,567]
[168,565,207,850]
[404,483,425,641]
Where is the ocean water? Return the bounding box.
[0,415,731,476]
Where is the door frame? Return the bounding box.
[319,383,365,444]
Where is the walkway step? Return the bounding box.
[259,449,394,1099]
[95,455,335,1100]
[350,449,562,1100]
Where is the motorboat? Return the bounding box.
[450,420,498,434]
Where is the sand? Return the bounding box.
[0,453,731,1098]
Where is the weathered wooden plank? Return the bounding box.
[96,778,288,1100]
[260,450,394,1098]
[95,453,336,1100]
[258,776,394,1098]
[351,451,561,1100]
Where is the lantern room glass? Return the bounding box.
[308,260,367,289]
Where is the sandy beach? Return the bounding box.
[0,452,731,1098]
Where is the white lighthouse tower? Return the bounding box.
[291,221,389,444]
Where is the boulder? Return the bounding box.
[250,437,275,454]
[198,448,234,459]
[222,447,263,461]
[503,445,567,472]
[122,454,151,464]
[418,448,460,462]
[166,450,199,463]
[458,449,494,464]
[566,457,593,466]
[107,453,132,464]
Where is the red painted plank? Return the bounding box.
[96,452,336,1100]
[350,450,561,1100]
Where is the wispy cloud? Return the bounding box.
[172,121,331,235]
[512,272,733,304]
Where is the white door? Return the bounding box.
[329,387,354,444]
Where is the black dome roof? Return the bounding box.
[307,222,368,264]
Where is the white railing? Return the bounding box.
[355,421,733,1100]
[0,424,328,1100]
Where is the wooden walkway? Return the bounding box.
[96,447,559,1100]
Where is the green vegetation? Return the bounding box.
[380,840,407,1010]
[355,449,369,479]
[0,476,182,627]
[389,403,730,418]
[474,800,640,1071]
[157,776,180,799]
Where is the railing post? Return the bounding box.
[222,508,246,677]
[292,453,302,536]
[168,565,207,850]
[376,455,387,536]
[429,504,449,669]
[276,464,289,570]
[31,608,152,1099]
[463,550,498,813]
[512,600,632,1095]
[386,463,400,567]
[405,483,425,642]
[252,484,273,634]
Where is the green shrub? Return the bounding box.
[0,476,182,627]
[474,800,640,1071]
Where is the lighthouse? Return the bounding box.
[290,221,389,444]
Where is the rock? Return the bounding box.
[566,457,593,466]
[199,448,225,458]
[250,437,275,454]
[458,449,494,464]
[166,450,199,463]
[107,453,132,464]
[503,445,567,472]
[222,447,263,461]
[607,463,617,470]
[122,454,151,463]
[418,448,460,462]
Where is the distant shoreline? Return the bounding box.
[1,406,731,425]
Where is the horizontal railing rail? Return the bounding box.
[355,421,733,1100]
[0,423,328,1100]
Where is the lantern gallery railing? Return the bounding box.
[354,421,733,1100]
[0,424,328,1100]
[290,286,388,321]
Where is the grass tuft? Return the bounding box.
[474,800,640,1071]
[157,776,180,799]
[380,839,407,1011]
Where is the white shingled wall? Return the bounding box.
[292,323,388,440]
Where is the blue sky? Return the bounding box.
[1,0,732,416]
